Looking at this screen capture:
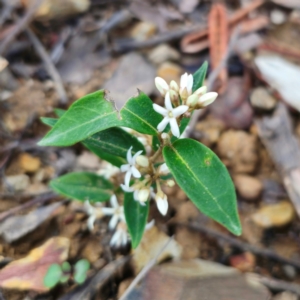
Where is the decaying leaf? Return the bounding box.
[0,237,70,291]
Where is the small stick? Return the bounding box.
[119,236,174,300]
[174,222,300,270]
[0,0,45,55]
[26,28,68,104]
[248,273,300,296]
[0,191,56,222]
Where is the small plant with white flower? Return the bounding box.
[39,62,241,249]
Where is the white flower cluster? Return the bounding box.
[120,147,170,216]
[153,73,218,138]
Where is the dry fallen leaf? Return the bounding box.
[0,237,70,291]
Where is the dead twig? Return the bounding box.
[26,28,68,104]
[0,0,45,55]
[0,191,56,222]
[0,0,13,28]
[119,236,174,300]
[174,222,300,270]
[248,273,300,296]
[112,25,202,53]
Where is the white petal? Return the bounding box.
[110,194,118,208]
[157,117,169,132]
[126,146,133,163]
[170,80,179,92]
[164,92,173,111]
[187,74,193,94]
[108,215,119,230]
[124,170,132,186]
[121,184,134,192]
[101,207,114,215]
[110,230,121,247]
[156,196,168,216]
[180,73,188,89]
[194,86,207,96]
[145,219,155,231]
[172,105,189,118]
[84,200,94,215]
[153,104,168,116]
[132,150,143,163]
[121,231,128,246]
[131,166,141,178]
[87,215,96,231]
[169,118,180,137]
[133,190,139,201]
[199,92,218,107]
[120,164,130,172]
[155,77,169,95]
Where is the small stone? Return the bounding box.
[195,117,225,147]
[272,291,298,300]
[250,87,277,111]
[81,238,103,263]
[6,174,30,191]
[77,151,100,169]
[234,175,263,201]
[270,9,287,25]
[131,22,157,41]
[157,62,183,84]
[251,201,294,228]
[148,44,180,65]
[26,183,49,195]
[217,130,258,174]
[282,264,297,280]
[229,252,256,272]
[19,153,41,173]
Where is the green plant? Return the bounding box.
[44,259,90,288]
[39,61,241,249]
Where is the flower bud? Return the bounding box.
[136,155,149,168]
[198,92,218,107]
[159,163,169,175]
[170,80,179,92]
[137,188,150,203]
[180,87,189,101]
[169,89,178,103]
[194,86,207,96]
[155,191,168,215]
[186,94,198,107]
[166,179,175,187]
[155,77,169,96]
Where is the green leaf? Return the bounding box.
[163,138,241,235]
[74,259,90,284]
[120,91,162,135]
[38,90,120,146]
[44,264,62,288]
[41,117,57,127]
[61,261,71,272]
[83,127,145,160]
[50,172,113,203]
[192,61,208,92]
[124,192,149,248]
[54,108,66,117]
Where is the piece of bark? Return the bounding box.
[255,103,300,217]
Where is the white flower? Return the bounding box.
[110,221,129,248]
[155,77,169,96]
[155,191,168,216]
[180,72,193,99]
[121,146,143,186]
[97,162,119,179]
[101,194,125,230]
[84,200,104,231]
[153,92,188,138]
[159,163,169,175]
[121,184,150,206]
